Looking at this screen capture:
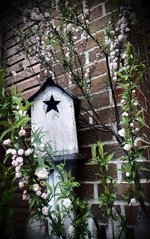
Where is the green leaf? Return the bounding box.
[0,128,12,141]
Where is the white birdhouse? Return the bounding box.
[30,77,80,158]
[27,77,81,239]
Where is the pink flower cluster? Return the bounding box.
[33,183,48,200]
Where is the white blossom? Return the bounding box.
[35,167,49,180]
[125,172,130,177]
[123,143,131,151]
[120,99,125,104]
[118,34,124,42]
[25,148,33,156]
[130,122,134,127]
[44,12,50,18]
[122,112,128,117]
[62,198,72,208]
[42,206,49,216]
[33,184,40,192]
[118,128,125,137]
[3,139,11,146]
[130,198,136,204]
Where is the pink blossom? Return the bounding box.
[15,166,21,172]
[11,149,17,156]
[12,160,18,167]
[41,192,48,200]
[42,206,49,216]
[15,172,22,178]
[22,194,28,200]
[19,181,24,189]
[6,148,13,155]
[19,129,26,137]
[3,139,11,146]
[18,149,24,156]
[36,190,42,196]
[16,157,23,164]
[12,155,17,160]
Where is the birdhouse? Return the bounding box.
[30,77,80,159]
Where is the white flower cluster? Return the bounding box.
[35,167,49,180]
[108,5,137,81]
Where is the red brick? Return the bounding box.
[75,183,94,199]
[93,107,121,124]
[75,31,105,52]
[76,163,117,181]
[89,5,103,21]
[90,75,109,93]
[136,90,146,110]
[89,16,108,34]
[115,87,124,103]
[79,146,92,160]
[143,110,150,127]
[78,128,113,145]
[92,60,107,77]
[21,86,40,99]
[89,47,105,63]
[125,205,139,224]
[105,0,116,13]
[81,91,110,110]
[91,204,105,220]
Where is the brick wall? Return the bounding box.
[1,0,150,238]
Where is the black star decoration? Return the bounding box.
[43,95,61,113]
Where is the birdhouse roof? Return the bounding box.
[29,77,80,118]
